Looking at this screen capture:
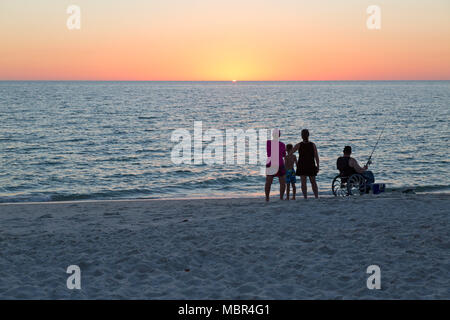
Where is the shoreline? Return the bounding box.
[0,189,449,206]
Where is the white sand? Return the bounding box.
[0,193,449,299]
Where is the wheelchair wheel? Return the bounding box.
[332,175,348,197]
[347,174,366,196]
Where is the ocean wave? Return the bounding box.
[389,185,450,194]
[0,188,155,203]
[0,184,449,203]
[48,189,153,201]
[185,175,260,187]
[138,116,158,120]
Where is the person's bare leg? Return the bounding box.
[301,176,307,199]
[279,176,286,200]
[292,184,296,200]
[286,183,290,200]
[265,175,274,201]
[310,176,319,198]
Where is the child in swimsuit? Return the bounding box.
[284,144,297,200]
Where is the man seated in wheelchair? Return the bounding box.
[336,146,375,190]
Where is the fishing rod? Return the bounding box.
[366,124,386,168]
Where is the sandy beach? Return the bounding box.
[0,193,449,299]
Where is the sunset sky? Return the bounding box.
[1,0,449,81]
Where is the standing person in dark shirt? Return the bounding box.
[289,129,320,199]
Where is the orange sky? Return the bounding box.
[0,0,449,80]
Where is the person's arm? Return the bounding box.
[294,155,298,171]
[313,143,320,172]
[288,143,300,156]
[349,158,367,174]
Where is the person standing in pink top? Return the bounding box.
[265,129,286,201]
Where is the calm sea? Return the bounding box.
[0,81,448,202]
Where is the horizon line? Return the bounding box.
[1,79,449,82]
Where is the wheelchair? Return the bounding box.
[331,173,367,197]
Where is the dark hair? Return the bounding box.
[286,144,293,151]
[301,129,309,141]
[343,146,352,155]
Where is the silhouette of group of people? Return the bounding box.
[265,129,374,201]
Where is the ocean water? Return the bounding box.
[0,81,449,202]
